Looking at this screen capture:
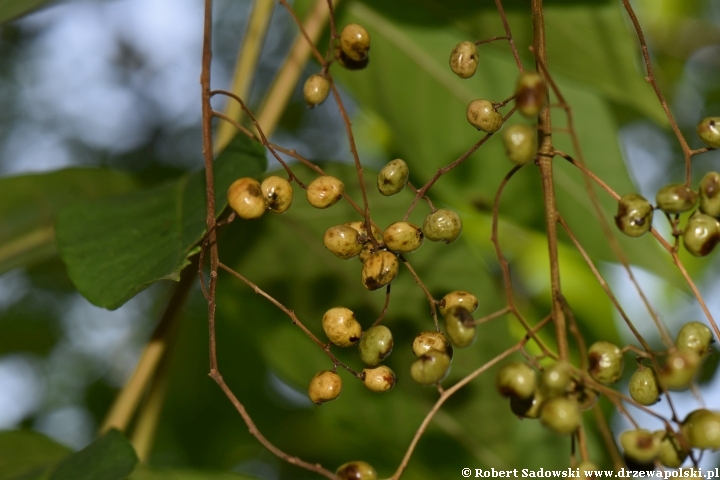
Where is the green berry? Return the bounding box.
[466,99,503,133]
[615,193,653,237]
[303,74,330,108]
[362,365,396,393]
[588,341,624,384]
[676,321,713,359]
[620,429,660,463]
[571,384,599,411]
[336,461,377,480]
[449,41,479,79]
[658,350,700,391]
[539,397,580,435]
[308,370,342,404]
[260,176,293,213]
[655,183,697,214]
[510,389,543,419]
[306,175,344,209]
[496,361,536,399]
[412,331,453,358]
[515,71,547,118]
[423,209,463,243]
[654,430,688,468]
[628,367,660,406]
[444,306,477,348]
[377,159,409,196]
[227,177,266,219]
[322,307,362,347]
[539,362,572,398]
[383,221,423,254]
[682,409,720,450]
[361,251,399,290]
[410,350,451,385]
[697,117,720,149]
[683,213,720,257]
[340,23,370,62]
[439,290,478,317]
[503,124,537,165]
[358,325,393,366]
[323,225,363,260]
[699,172,720,216]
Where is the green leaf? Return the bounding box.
[56,135,266,309]
[0,0,50,24]
[0,168,139,275]
[0,430,70,480]
[48,429,137,480]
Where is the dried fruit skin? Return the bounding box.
[383,221,423,254]
[362,365,397,393]
[306,175,344,209]
[322,307,362,347]
[615,193,653,237]
[377,159,409,196]
[227,177,266,219]
[323,225,363,260]
[303,74,330,108]
[260,176,293,213]
[515,71,547,118]
[697,117,720,149]
[655,183,697,214]
[466,99,503,133]
[683,213,720,257]
[410,350,451,385]
[503,124,537,165]
[496,361,536,399]
[308,370,342,404]
[361,251,399,290]
[340,23,370,62]
[358,325,393,366]
[449,41,479,79]
[423,209,463,243]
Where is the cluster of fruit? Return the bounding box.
[615,117,720,256]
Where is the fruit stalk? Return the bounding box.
[531,0,569,361]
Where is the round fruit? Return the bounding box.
[539,397,580,435]
[260,176,293,213]
[323,225,363,259]
[572,385,599,411]
[383,221,423,254]
[628,367,660,406]
[444,306,477,348]
[361,251,399,290]
[510,388,543,419]
[303,74,330,108]
[657,350,700,391]
[655,183,697,214]
[377,159,409,196]
[306,175,344,208]
[412,331,453,358]
[503,124,537,165]
[340,23,370,62]
[358,325,393,366]
[697,117,720,149]
[682,409,720,450]
[654,430,688,468]
[588,341,624,384]
[515,71,547,118]
[335,46,369,70]
[423,208,463,243]
[466,99,503,133]
[410,350,451,385]
[683,213,720,257]
[336,461,377,480]
[308,370,342,404]
[699,171,720,217]
[363,365,396,393]
[496,361,536,399]
[620,429,661,463]
[345,221,383,243]
[449,41,479,79]
[615,193,653,237]
[676,321,713,359]
[539,362,572,398]
[578,462,599,480]
[439,291,478,317]
[227,177,266,219]
[322,307,362,347]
